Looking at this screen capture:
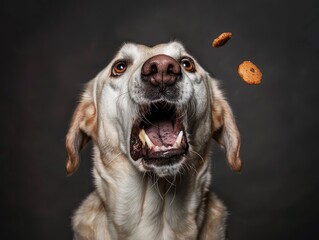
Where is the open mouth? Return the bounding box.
[130,101,188,167]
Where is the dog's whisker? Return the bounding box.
[169,175,177,206]
[163,176,175,197]
[187,100,197,122]
[153,175,164,200]
[188,163,198,175]
[139,110,154,126]
[175,106,188,121]
[190,149,205,166]
[142,171,147,182]
[105,152,122,167]
[149,174,159,192]
[182,161,193,175]
[164,176,175,187]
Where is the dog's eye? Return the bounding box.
[181,57,195,72]
[112,61,127,76]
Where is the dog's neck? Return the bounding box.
[93,149,211,239]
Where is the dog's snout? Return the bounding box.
[141,54,181,87]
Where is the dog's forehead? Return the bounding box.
[116,42,187,60]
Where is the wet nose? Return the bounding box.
[141,54,181,87]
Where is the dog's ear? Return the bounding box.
[65,81,96,175]
[210,79,242,172]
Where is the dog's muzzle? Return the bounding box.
[129,55,189,170]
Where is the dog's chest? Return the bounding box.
[111,177,199,240]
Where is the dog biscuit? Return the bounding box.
[237,61,262,85]
[212,32,232,47]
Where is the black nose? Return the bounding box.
[141,54,181,87]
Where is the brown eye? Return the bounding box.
[112,61,127,76]
[181,57,195,72]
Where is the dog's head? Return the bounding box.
[66,42,241,177]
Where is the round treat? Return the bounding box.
[212,32,232,47]
[237,61,262,85]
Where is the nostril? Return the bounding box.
[167,64,181,76]
[141,62,158,76]
[167,64,174,75]
[150,64,158,75]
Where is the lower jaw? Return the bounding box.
[143,153,184,166]
[141,155,185,177]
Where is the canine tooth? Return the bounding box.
[154,146,160,152]
[174,131,183,148]
[138,129,146,146]
[144,131,155,149]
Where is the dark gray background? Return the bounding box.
[1,0,319,239]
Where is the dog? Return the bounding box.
[66,41,242,240]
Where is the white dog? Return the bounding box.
[66,41,242,240]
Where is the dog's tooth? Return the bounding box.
[154,146,160,152]
[174,131,183,148]
[138,129,146,146]
[160,146,166,151]
[144,131,155,149]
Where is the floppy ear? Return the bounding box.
[210,79,242,172]
[65,81,96,175]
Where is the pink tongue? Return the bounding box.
[145,121,177,147]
